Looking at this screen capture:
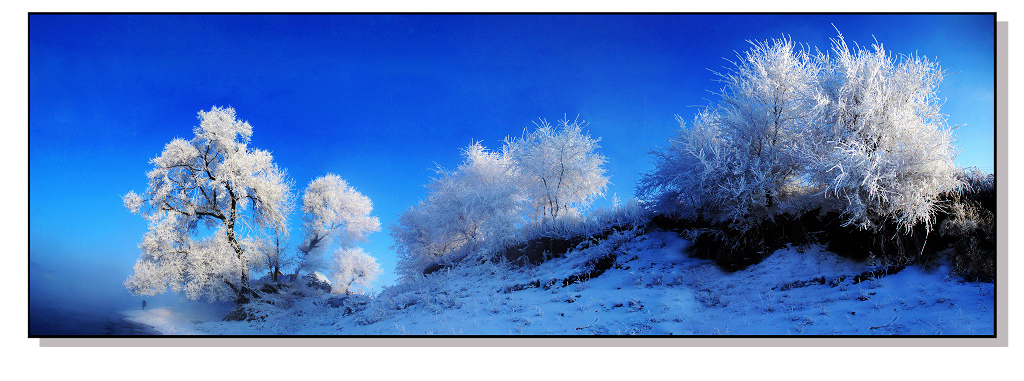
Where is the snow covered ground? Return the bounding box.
[122,229,994,336]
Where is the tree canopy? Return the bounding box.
[638,32,963,233]
[124,107,382,302]
[124,106,293,301]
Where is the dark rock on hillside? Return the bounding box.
[423,263,447,275]
[327,295,349,308]
[224,304,266,322]
[303,272,332,293]
[260,282,288,294]
[327,294,371,316]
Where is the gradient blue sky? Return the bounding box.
[29,14,995,303]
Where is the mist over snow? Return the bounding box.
[30,250,174,335]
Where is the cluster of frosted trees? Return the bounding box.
[122,31,970,302]
[123,107,381,302]
[123,110,609,301]
[390,117,610,279]
[637,32,963,234]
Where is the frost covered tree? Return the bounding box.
[258,227,290,282]
[392,117,611,279]
[294,174,381,275]
[640,32,963,236]
[639,37,818,225]
[123,106,293,302]
[637,110,730,220]
[433,142,523,249]
[390,201,449,278]
[711,37,819,220]
[328,247,382,294]
[391,142,523,278]
[506,117,609,223]
[809,32,963,232]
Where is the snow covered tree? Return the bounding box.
[258,227,290,282]
[391,142,523,278]
[641,31,963,237]
[637,110,730,220]
[711,36,819,221]
[392,117,612,279]
[639,37,818,226]
[328,247,382,294]
[809,32,963,232]
[390,201,452,278]
[506,116,609,223]
[294,174,381,275]
[123,106,293,302]
[435,142,523,249]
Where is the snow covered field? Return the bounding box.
[122,230,994,336]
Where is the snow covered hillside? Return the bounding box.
[122,229,994,336]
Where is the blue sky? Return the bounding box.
[28,14,995,302]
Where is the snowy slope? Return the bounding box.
[122,229,994,336]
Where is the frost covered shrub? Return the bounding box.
[956,167,995,213]
[329,247,382,294]
[638,37,820,228]
[809,32,963,233]
[640,32,966,267]
[392,118,611,279]
[593,197,652,231]
[685,213,812,270]
[506,117,609,222]
[494,198,651,267]
[935,168,995,281]
[224,280,332,323]
[638,36,822,267]
[352,269,467,325]
[295,174,381,277]
[391,142,524,279]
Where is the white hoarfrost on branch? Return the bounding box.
[809,32,962,232]
[295,174,381,276]
[123,190,144,214]
[123,106,294,302]
[391,142,523,279]
[507,116,609,223]
[638,110,728,220]
[640,37,818,226]
[639,32,964,234]
[329,247,382,294]
[708,36,819,224]
[392,117,611,280]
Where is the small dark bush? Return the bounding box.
[656,200,994,283]
[810,210,938,267]
[936,191,996,282]
[647,214,698,233]
[562,253,617,287]
[647,169,995,282]
[677,213,810,271]
[499,235,587,266]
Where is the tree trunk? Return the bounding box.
[225,221,249,286]
[224,280,260,304]
[223,207,251,300]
